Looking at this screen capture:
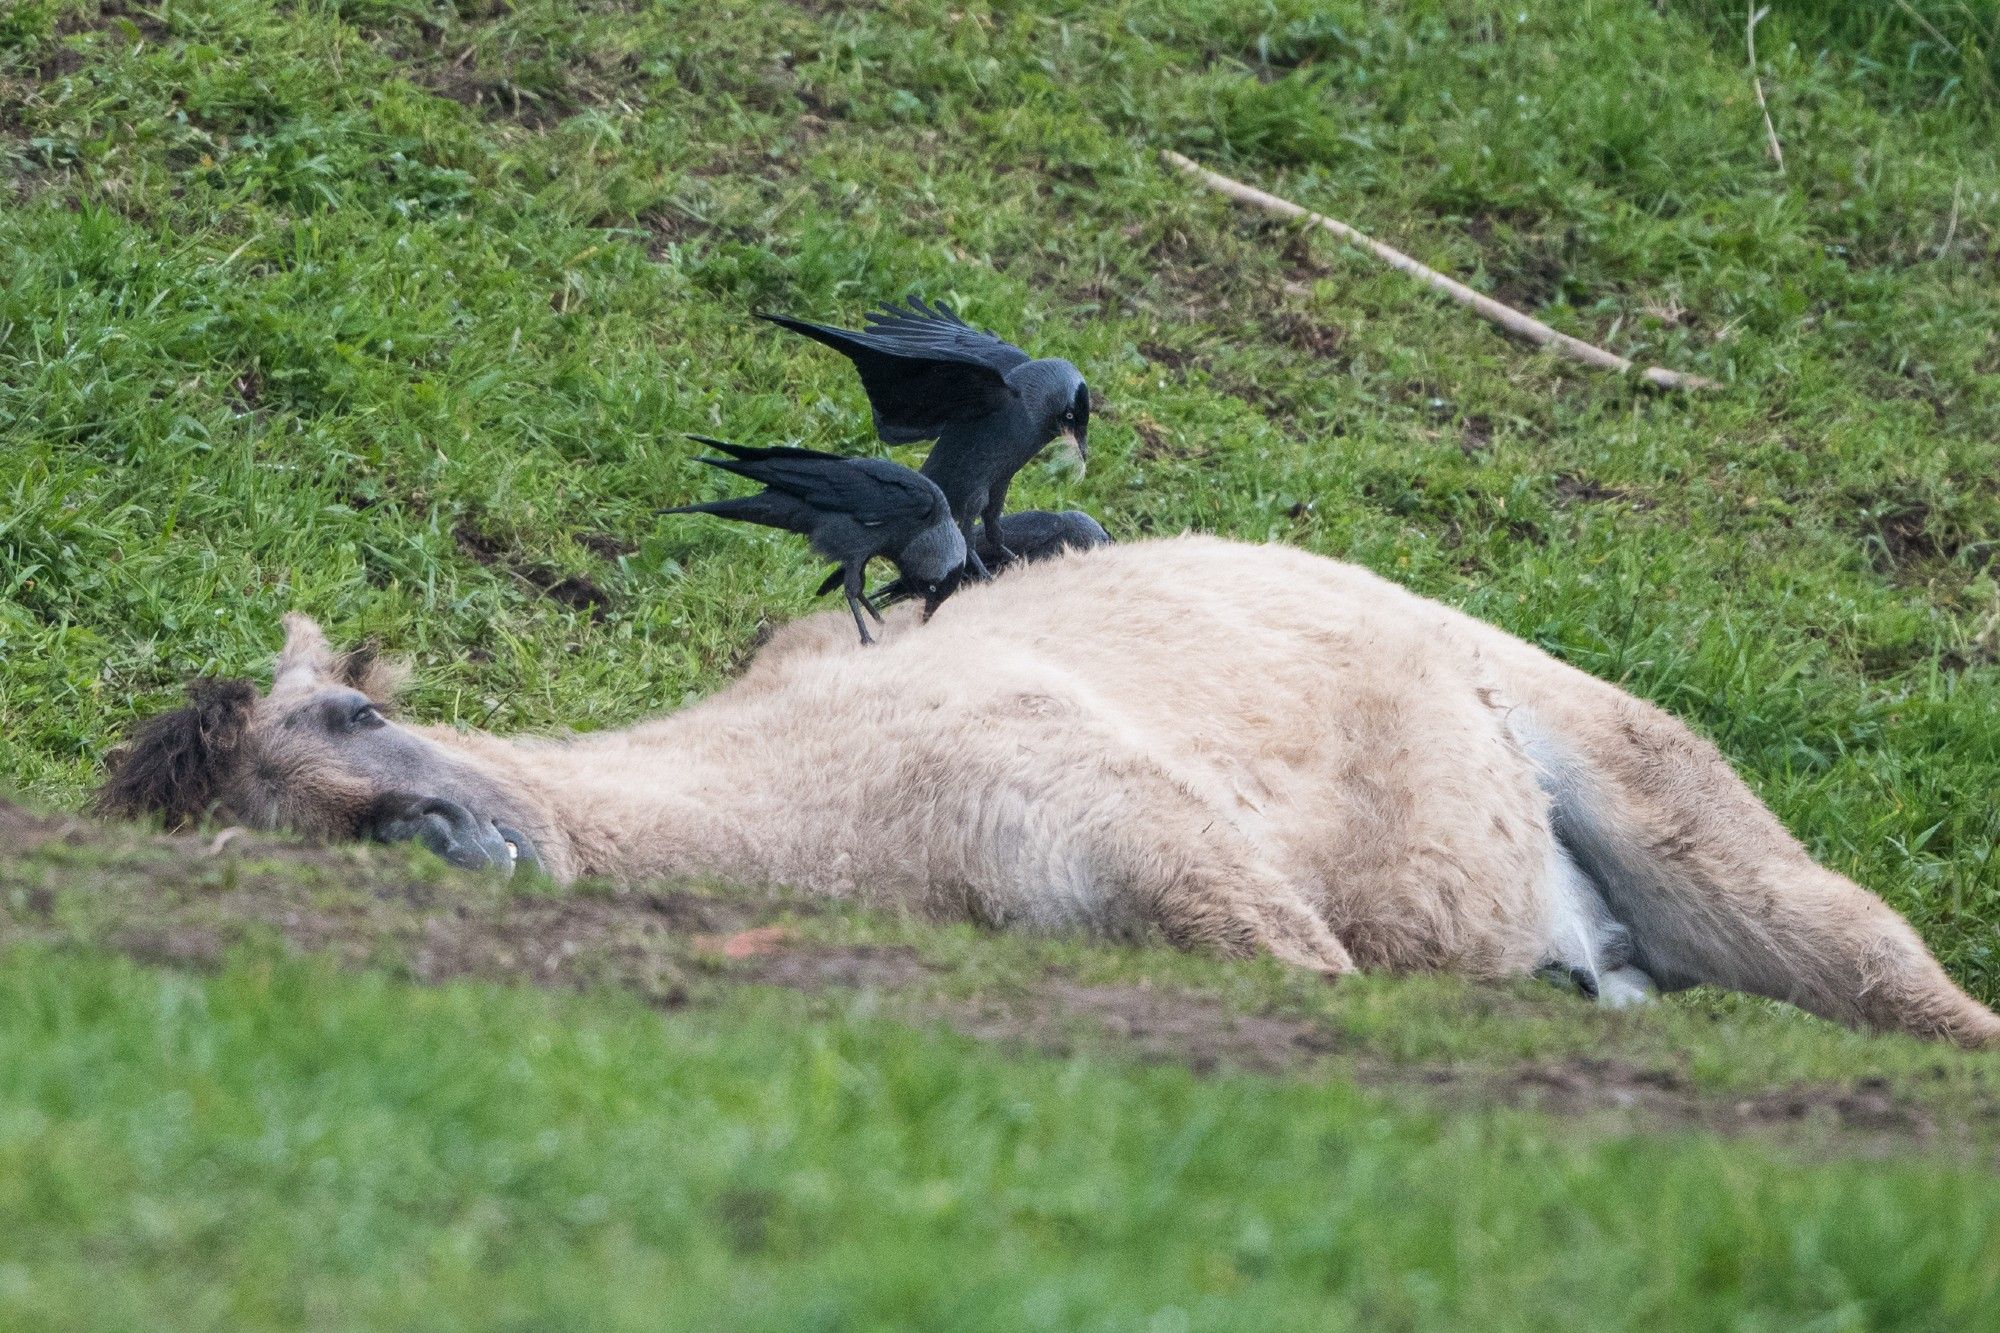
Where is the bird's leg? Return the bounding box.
[862,591,885,624]
[843,564,876,646]
[981,495,1017,566]
[959,515,993,580]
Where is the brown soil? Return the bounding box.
[1265,309,1348,359]
[413,65,574,130]
[576,531,638,560]
[454,521,614,618]
[1552,472,1650,510]
[1459,414,1495,455]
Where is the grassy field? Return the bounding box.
[4,0,2000,1326]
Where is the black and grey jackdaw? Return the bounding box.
[974,509,1111,566]
[660,436,966,645]
[761,298,1089,579]
[867,509,1113,606]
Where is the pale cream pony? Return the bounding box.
[96,536,2000,1047]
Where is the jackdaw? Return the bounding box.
[761,297,1089,579]
[864,508,1113,607]
[660,436,966,645]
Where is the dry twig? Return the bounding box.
[1161,151,1718,391]
[1895,0,1958,54]
[1747,4,1785,174]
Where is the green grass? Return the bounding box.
[5,946,2000,1332]
[5,0,2000,1324]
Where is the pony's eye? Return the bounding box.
[347,701,385,731]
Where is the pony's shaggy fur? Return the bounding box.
[93,678,259,829]
[97,536,2000,1046]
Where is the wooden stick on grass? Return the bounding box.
[1161,150,1718,392]
[1746,4,1785,174]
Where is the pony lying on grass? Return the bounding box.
[96,536,2000,1047]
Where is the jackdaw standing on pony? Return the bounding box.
[659,436,965,645]
[867,508,1113,606]
[761,296,1092,579]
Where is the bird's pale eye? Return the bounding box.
[1063,410,1075,422]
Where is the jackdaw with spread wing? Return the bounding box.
[761,298,1089,579]
[864,508,1113,607]
[660,436,965,645]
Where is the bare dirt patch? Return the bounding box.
[1552,472,1650,510]
[416,65,573,129]
[1459,414,1496,455]
[948,978,1336,1077]
[576,531,639,560]
[1872,499,1946,569]
[640,205,759,255]
[1265,308,1349,360]
[1460,212,1581,312]
[1849,490,1997,584]
[936,980,1967,1144]
[1137,340,1198,374]
[739,943,934,991]
[455,521,614,618]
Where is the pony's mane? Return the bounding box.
[92,678,258,829]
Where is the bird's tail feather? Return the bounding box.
[656,493,804,532]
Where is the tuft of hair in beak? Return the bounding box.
[1059,428,1088,475]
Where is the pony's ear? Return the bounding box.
[333,642,411,708]
[92,678,259,829]
[274,612,334,687]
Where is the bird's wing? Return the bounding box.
[692,438,938,527]
[857,297,1033,374]
[837,457,949,526]
[760,297,1032,444]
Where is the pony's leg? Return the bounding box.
[1078,770,1355,975]
[1144,866,1357,975]
[932,729,1355,976]
[1523,694,2000,1047]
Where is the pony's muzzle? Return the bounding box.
[364,793,532,877]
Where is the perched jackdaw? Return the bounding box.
[660,436,965,645]
[864,509,1113,607]
[974,509,1112,565]
[761,298,1089,579]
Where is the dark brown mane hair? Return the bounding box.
[93,678,258,829]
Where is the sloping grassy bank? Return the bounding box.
[4,0,2000,1324]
